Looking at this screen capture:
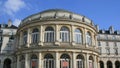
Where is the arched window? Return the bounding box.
[3,58,11,68]
[31,28,39,43]
[23,31,27,44]
[30,54,38,68]
[89,56,94,68]
[76,54,84,68]
[86,32,92,45]
[74,29,82,44]
[44,27,54,42]
[99,61,104,68]
[115,61,120,68]
[60,54,70,68]
[60,26,69,42]
[107,61,112,68]
[44,54,55,68]
[20,55,25,68]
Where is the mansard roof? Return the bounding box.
[0,24,18,29]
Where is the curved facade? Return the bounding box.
[16,9,99,68]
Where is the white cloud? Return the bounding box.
[4,0,26,15]
[13,19,21,26]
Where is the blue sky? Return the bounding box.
[0,0,120,30]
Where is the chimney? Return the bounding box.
[95,25,99,32]
[109,26,114,34]
[8,19,12,27]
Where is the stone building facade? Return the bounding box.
[0,9,120,68]
[16,9,99,68]
[0,20,17,68]
[98,26,120,68]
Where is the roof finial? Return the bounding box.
[8,19,12,27]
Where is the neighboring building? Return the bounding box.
[98,26,120,68]
[0,19,17,68]
[0,9,120,68]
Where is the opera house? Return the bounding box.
[0,9,120,68]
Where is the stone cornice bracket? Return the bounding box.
[54,12,58,19]
[82,16,85,22]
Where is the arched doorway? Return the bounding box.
[115,61,120,68]
[76,54,84,68]
[44,53,55,68]
[60,54,70,68]
[89,56,94,68]
[99,61,104,68]
[107,61,112,68]
[30,54,38,68]
[3,58,11,68]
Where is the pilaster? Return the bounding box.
[25,54,30,68]
[38,53,42,68]
[71,25,75,45]
[55,25,60,45]
[94,56,97,68]
[55,52,60,68]
[27,29,30,47]
[86,53,89,68]
[39,25,43,46]
[72,52,76,68]
[17,55,20,68]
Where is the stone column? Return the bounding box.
[86,54,89,68]
[104,61,107,68]
[27,29,30,47]
[97,57,100,68]
[25,54,30,68]
[39,25,43,46]
[113,61,115,68]
[17,55,20,68]
[94,56,97,68]
[72,52,76,68]
[38,53,42,68]
[55,25,60,45]
[55,52,60,68]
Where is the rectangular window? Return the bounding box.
[115,49,118,55]
[60,31,69,42]
[98,42,101,46]
[32,33,39,43]
[99,48,102,55]
[23,35,27,45]
[106,49,110,55]
[44,31,54,42]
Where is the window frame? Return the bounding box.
[60,26,70,42]
[74,29,82,44]
[44,27,55,42]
